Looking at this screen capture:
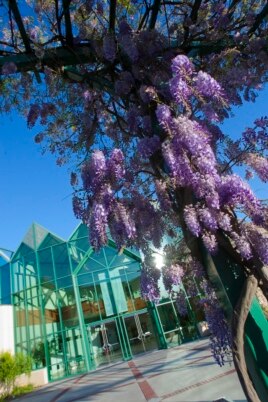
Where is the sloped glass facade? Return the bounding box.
[9,223,206,381]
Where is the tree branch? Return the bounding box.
[63,0,73,46]
[8,0,32,53]
[248,2,268,34]
[190,0,202,23]
[149,0,161,29]
[109,0,117,32]
[55,0,64,46]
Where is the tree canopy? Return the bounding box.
[0,1,268,401]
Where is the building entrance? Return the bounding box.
[87,310,158,368]
[123,311,158,355]
[88,320,123,368]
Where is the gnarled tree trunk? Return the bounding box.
[232,275,260,402]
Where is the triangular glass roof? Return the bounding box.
[22,222,49,249]
[11,222,64,260]
[69,222,88,241]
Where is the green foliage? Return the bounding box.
[0,352,32,398]
[31,341,46,367]
[12,384,34,397]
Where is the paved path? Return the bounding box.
[16,339,246,402]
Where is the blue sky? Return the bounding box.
[0,114,79,252]
[0,88,267,252]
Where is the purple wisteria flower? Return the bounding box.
[140,264,161,303]
[184,205,201,236]
[202,232,218,254]
[169,76,191,104]
[103,34,117,62]
[198,208,218,232]
[89,203,108,250]
[1,61,17,75]
[195,71,223,99]
[155,180,172,210]
[81,150,107,192]
[246,225,268,264]
[191,259,205,278]
[246,153,268,182]
[119,34,139,62]
[137,136,161,158]
[110,202,136,240]
[219,174,262,218]
[107,148,125,181]
[72,196,85,220]
[162,264,184,294]
[231,232,252,260]
[115,71,134,96]
[27,103,40,128]
[127,106,140,132]
[175,289,188,316]
[217,212,232,232]
[201,293,232,366]
[156,104,172,130]
[171,55,193,76]
[139,85,158,103]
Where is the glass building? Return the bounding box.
[7,223,206,382]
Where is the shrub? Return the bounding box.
[0,352,32,398]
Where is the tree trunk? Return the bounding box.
[232,274,260,402]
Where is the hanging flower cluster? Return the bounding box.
[162,264,184,294]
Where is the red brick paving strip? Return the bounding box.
[160,368,236,400]
[50,373,88,402]
[128,361,159,401]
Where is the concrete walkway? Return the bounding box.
[15,339,246,402]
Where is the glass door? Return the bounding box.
[124,312,157,355]
[157,302,183,347]
[88,320,123,367]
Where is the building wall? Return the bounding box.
[0,305,15,354]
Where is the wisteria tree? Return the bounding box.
[0,1,268,401]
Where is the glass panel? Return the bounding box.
[124,315,145,355]
[110,269,128,314]
[173,302,199,342]
[27,296,42,340]
[52,243,71,280]
[15,301,27,344]
[88,321,122,368]
[95,283,111,319]
[72,237,90,251]
[90,249,107,268]
[69,223,88,241]
[65,328,86,376]
[94,272,116,318]
[59,288,79,328]
[109,253,133,269]
[12,261,24,293]
[102,246,117,266]
[47,332,67,381]
[124,312,158,355]
[0,264,11,304]
[24,253,38,290]
[38,248,54,283]
[43,288,60,336]
[77,272,93,286]
[68,243,87,272]
[157,302,182,346]
[31,339,46,369]
[128,273,147,311]
[80,284,101,324]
